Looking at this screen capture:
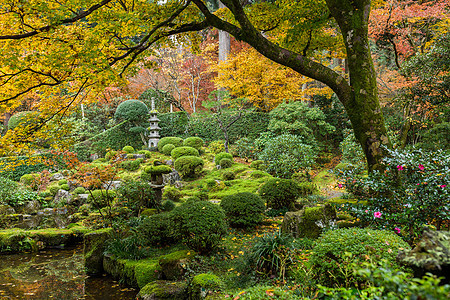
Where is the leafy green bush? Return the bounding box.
[171,146,199,160]
[137,213,175,246]
[231,285,300,300]
[235,137,257,161]
[339,129,365,165]
[220,192,265,228]
[87,189,116,208]
[310,228,410,287]
[219,158,233,169]
[215,152,232,165]
[170,200,227,254]
[258,134,317,178]
[0,177,41,206]
[162,186,183,202]
[158,136,183,152]
[19,173,40,190]
[122,145,135,153]
[158,111,189,137]
[162,144,176,156]
[259,178,301,209]
[208,140,225,154]
[137,150,152,158]
[73,187,86,195]
[7,111,40,130]
[117,180,158,213]
[339,147,449,243]
[183,137,204,150]
[174,156,204,178]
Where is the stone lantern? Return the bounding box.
[148,98,161,148]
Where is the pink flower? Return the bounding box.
[394,227,401,234]
[397,165,404,171]
[338,184,343,188]
[374,211,382,218]
[440,185,447,188]
[418,164,425,171]
[365,210,369,213]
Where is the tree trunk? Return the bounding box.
[326,0,391,171]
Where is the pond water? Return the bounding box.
[0,245,138,300]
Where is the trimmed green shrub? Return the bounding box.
[310,228,411,287]
[162,186,183,202]
[220,192,265,228]
[58,179,68,185]
[122,145,135,153]
[138,213,175,246]
[208,140,225,154]
[137,150,152,158]
[119,158,143,172]
[219,158,233,169]
[115,100,149,123]
[87,190,116,208]
[158,137,183,152]
[48,185,61,196]
[259,178,301,210]
[215,152,233,165]
[19,173,39,189]
[60,184,70,191]
[170,200,227,254]
[222,170,235,181]
[162,200,175,211]
[73,187,86,195]
[170,146,199,160]
[250,170,269,179]
[183,137,204,150]
[250,160,266,170]
[174,156,204,178]
[162,144,176,156]
[144,164,172,175]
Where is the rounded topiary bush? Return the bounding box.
[183,137,204,150]
[60,184,70,191]
[169,200,227,254]
[220,192,265,228]
[215,152,233,165]
[73,187,86,195]
[19,174,39,188]
[162,144,176,156]
[138,212,175,246]
[310,228,411,287]
[105,150,118,161]
[250,160,266,171]
[219,158,233,169]
[259,178,301,210]
[170,146,199,160]
[158,137,184,152]
[208,140,225,154]
[122,145,135,153]
[162,200,175,212]
[174,156,204,178]
[115,100,149,123]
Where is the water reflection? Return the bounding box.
[0,245,137,300]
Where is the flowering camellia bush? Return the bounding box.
[338,148,449,243]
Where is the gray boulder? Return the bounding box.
[52,189,73,206]
[0,204,15,215]
[22,200,41,215]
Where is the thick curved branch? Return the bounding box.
[0,0,113,40]
[192,0,352,105]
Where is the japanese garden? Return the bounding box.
[0,0,449,299]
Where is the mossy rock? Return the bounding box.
[189,273,223,300]
[0,229,31,253]
[281,203,336,239]
[138,280,188,300]
[84,228,113,275]
[28,228,79,247]
[134,259,162,288]
[159,250,196,280]
[397,229,450,283]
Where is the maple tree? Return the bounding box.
[0,0,415,171]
